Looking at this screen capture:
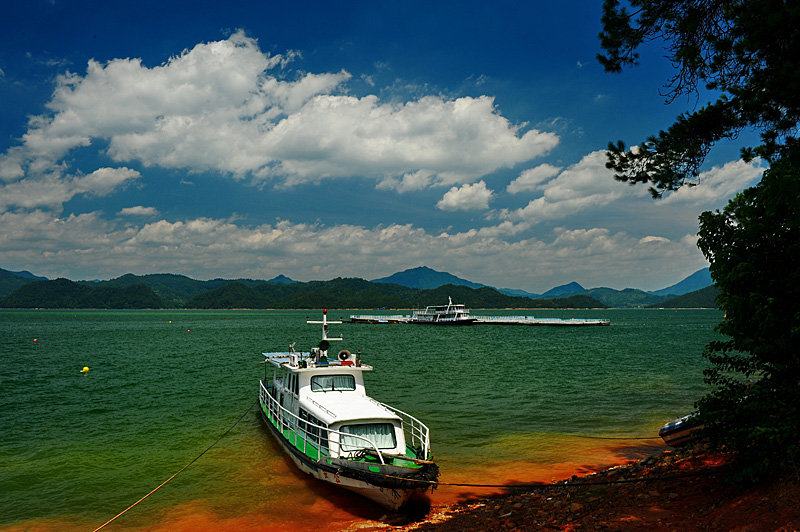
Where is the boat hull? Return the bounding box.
[659,414,704,447]
[409,318,476,325]
[258,402,433,510]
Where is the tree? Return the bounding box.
[697,153,800,481]
[598,0,800,480]
[599,0,800,196]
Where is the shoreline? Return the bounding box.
[378,447,800,531]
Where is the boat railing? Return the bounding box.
[349,314,408,321]
[473,315,534,321]
[368,397,431,459]
[259,381,387,464]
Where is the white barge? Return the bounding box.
[350,297,609,326]
[473,315,610,326]
[258,310,438,510]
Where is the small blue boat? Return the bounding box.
[659,412,703,447]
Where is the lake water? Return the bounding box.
[0,308,720,530]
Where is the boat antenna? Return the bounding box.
[307,309,342,344]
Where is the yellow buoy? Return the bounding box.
[81,366,90,373]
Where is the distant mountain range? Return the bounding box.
[375,265,714,307]
[0,265,716,309]
[0,271,606,310]
[372,266,485,290]
[539,281,585,299]
[650,268,713,296]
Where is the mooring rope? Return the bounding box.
[569,434,658,440]
[92,399,258,532]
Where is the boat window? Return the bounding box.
[340,423,397,451]
[310,374,355,391]
[299,408,329,451]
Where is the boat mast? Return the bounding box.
[307,309,342,354]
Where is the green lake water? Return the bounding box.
[0,309,721,530]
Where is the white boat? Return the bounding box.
[410,296,475,325]
[258,310,438,510]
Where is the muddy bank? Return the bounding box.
[386,448,800,531]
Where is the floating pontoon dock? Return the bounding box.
[349,314,609,326]
[473,315,610,326]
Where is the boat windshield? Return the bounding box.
[340,423,397,451]
[311,374,356,391]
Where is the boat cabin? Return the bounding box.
[264,347,408,460]
[411,296,475,324]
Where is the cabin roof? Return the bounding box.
[305,393,400,426]
[263,353,373,372]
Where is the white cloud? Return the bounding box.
[503,150,646,224]
[499,151,763,236]
[0,148,28,181]
[75,167,141,196]
[437,181,494,211]
[639,235,670,244]
[1,31,558,192]
[0,166,140,212]
[119,206,158,216]
[261,94,558,187]
[377,169,436,192]
[507,163,561,194]
[0,211,706,291]
[660,159,763,206]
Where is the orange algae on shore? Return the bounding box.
[430,434,666,505]
[0,436,667,532]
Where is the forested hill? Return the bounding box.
[0,278,165,309]
[184,279,607,309]
[648,285,719,309]
[0,277,607,309]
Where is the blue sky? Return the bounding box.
[0,0,762,292]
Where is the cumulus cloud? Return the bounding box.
[660,159,763,206]
[507,163,561,194]
[0,167,140,212]
[119,206,158,216]
[377,169,436,192]
[501,151,763,227]
[263,94,558,187]
[0,30,558,193]
[0,210,706,291]
[437,181,494,211]
[503,150,643,224]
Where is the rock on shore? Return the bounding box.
[386,448,800,531]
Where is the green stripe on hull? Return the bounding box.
[261,400,423,468]
[262,402,328,461]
